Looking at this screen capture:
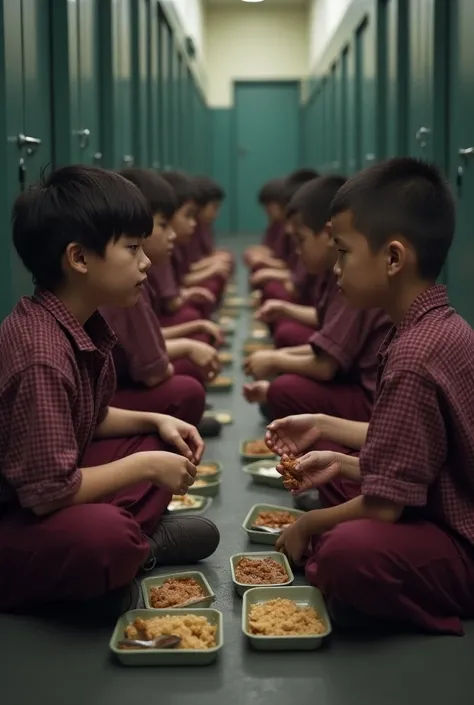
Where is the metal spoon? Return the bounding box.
[251,524,290,535]
[118,634,181,650]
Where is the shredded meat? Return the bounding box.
[235,557,289,585]
[254,510,297,529]
[149,578,204,609]
[280,456,300,490]
[244,440,274,456]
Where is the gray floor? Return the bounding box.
[1,234,473,705]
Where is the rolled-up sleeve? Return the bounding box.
[360,371,446,505]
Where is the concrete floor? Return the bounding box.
[1,235,473,705]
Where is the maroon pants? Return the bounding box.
[267,375,373,422]
[172,358,206,385]
[112,374,205,425]
[0,434,171,611]
[261,280,292,303]
[273,319,315,348]
[159,304,203,327]
[303,440,474,635]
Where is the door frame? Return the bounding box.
[231,79,301,233]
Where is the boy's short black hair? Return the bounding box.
[12,165,153,290]
[119,168,177,218]
[288,175,347,233]
[258,178,286,205]
[283,168,321,204]
[160,170,198,208]
[194,175,226,206]
[331,157,456,280]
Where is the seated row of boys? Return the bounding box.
[247,158,474,635]
[0,165,232,618]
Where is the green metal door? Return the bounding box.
[446,0,474,324]
[132,0,150,167]
[159,12,172,170]
[381,0,408,158]
[409,0,435,160]
[78,0,101,166]
[343,43,357,174]
[150,0,160,169]
[112,0,134,169]
[1,0,53,312]
[355,17,376,170]
[234,81,300,233]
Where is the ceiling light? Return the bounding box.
[242,0,265,3]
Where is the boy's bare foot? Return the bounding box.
[243,380,270,404]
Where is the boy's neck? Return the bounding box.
[386,279,436,327]
[54,285,98,325]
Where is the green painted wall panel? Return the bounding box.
[211,108,232,233]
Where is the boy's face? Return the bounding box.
[200,200,220,224]
[331,210,391,308]
[171,200,197,243]
[292,213,333,274]
[265,202,284,223]
[142,212,176,264]
[78,234,151,308]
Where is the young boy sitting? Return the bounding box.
[0,166,219,617]
[192,175,233,274]
[267,157,474,635]
[244,178,286,268]
[100,168,220,436]
[244,176,390,425]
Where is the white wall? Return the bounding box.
[309,0,353,66]
[167,0,205,57]
[204,5,308,108]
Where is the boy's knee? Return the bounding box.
[169,375,205,425]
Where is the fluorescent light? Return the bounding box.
[242,0,265,3]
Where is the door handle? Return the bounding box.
[365,153,376,163]
[77,128,90,150]
[459,147,474,159]
[123,154,135,166]
[416,126,431,140]
[93,151,103,165]
[17,133,41,155]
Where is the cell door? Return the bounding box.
[133,0,150,167]
[112,0,134,169]
[355,16,376,170]
[234,81,300,233]
[381,0,408,158]
[78,0,101,165]
[149,0,160,169]
[2,0,53,310]
[409,0,436,159]
[446,0,474,324]
[159,13,172,170]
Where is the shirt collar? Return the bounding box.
[34,288,116,355]
[379,285,449,360]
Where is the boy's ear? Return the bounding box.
[324,221,333,236]
[65,242,88,275]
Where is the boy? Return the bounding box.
[0,166,219,616]
[162,171,231,312]
[244,178,286,267]
[244,175,390,427]
[251,168,320,303]
[192,175,232,270]
[267,158,474,635]
[101,169,219,433]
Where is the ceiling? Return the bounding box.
[205,0,308,7]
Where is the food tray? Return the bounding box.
[110,608,223,666]
[141,571,215,609]
[242,340,274,355]
[239,439,277,462]
[217,351,234,367]
[207,376,234,392]
[168,495,212,514]
[230,552,294,596]
[242,460,284,489]
[196,461,223,478]
[242,586,331,651]
[203,410,233,425]
[188,476,221,497]
[242,503,304,545]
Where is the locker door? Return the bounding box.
[112,0,133,169]
[344,43,357,174]
[409,0,435,159]
[333,58,343,172]
[78,0,101,165]
[149,0,160,169]
[447,0,474,324]
[133,0,150,167]
[382,0,408,158]
[355,17,376,170]
[159,12,171,170]
[170,37,179,167]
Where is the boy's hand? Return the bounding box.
[276,451,342,495]
[199,320,224,345]
[244,350,279,380]
[182,287,216,305]
[188,340,221,380]
[275,519,311,564]
[250,268,275,287]
[266,414,322,456]
[256,299,287,322]
[154,417,205,464]
[145,451,197,495]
